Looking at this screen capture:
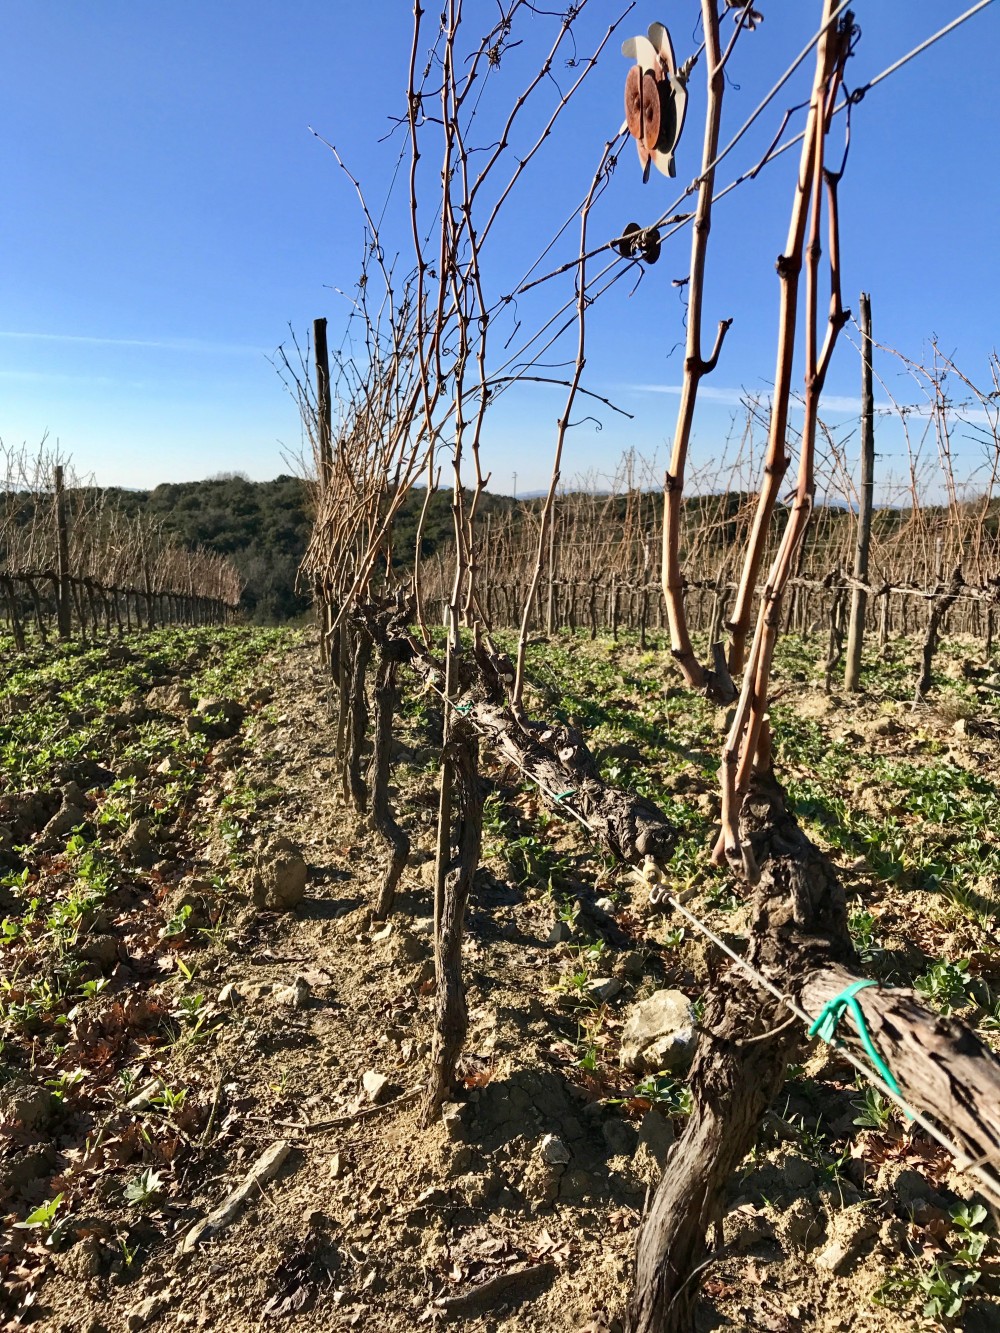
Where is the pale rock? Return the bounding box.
[619,989,697,1073]
[585,976,621,1004]
[362,1070,390,1104]
[274,976,310,1009]
[539,1133,571,1165]
[126,1295,168,1330]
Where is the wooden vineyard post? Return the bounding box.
[144,564,155,629]
[844,291,875,690]
[54,464,71,640]
[313,316,333,491]
[314,317,334,667]
[879,583,891,651]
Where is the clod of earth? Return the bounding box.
[145,683,193,714]
[38,801,88,849]
[163,879,217,931]
[722,1204,776,1252]
[0,1079,54,1131]
[635,1109,674,1167]
[193,695,246,739]
[814,1208,879,1275]
[250,835,308,910]
[274,975,311,1009]
[122,816,156,866]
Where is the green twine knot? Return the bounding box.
[808,979,904,1102]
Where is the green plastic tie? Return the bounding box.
[453,702,472,714]
[554,789,576,801]
[808,979,904,1103]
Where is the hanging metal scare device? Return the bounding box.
[621,22,689,183]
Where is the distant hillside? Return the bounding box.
[104,474,313,623]
[96,479,526,622]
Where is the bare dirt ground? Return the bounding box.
[3,628,999,1332]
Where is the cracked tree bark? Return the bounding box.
[628,768,852,1333]
[370,643,410,921]
[627,770,1000,1333]
[422,720,482,1126]
[343,627,371,814]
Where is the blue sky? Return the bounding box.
[2,2,998,495]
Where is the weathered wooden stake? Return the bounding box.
[844,291,875,690]
[54,465,71,640]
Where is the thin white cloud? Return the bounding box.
[620,382,996,426]
[0,369,119,385]
[623,382,748,407]
[623,382,871,412]
[0,330,268,356]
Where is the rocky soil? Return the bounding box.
[1,627,998,1332]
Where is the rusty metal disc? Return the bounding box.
[624,65,643,141]
[641,70,660,152]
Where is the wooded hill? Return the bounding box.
[100,475,313,623]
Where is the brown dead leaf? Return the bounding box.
[703,1278,738,1299]
[460,1069,493,1089]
